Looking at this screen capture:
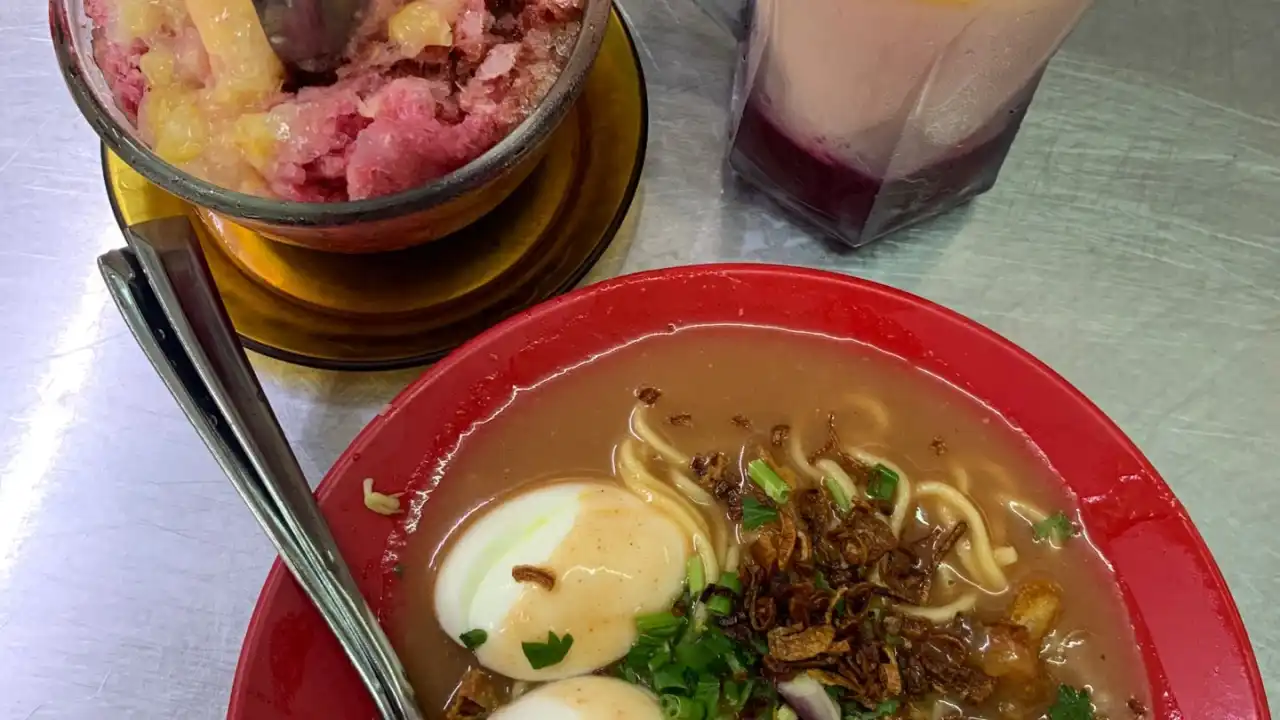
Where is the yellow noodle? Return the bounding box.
[814,458,857,501]
[846,449,913,538]
[622,472,718,581]
[630,406,690,466]
[616,440,719,580]
[669,469,717,508]
[625,421,731,567]
[957,547,982,584]
[1006,498,1049,525]
[915,481,1008,593]
[935,563,964,595]
[670,468,730,566]
[937,500,990,589]
[618,467,710,539]
[932,501,980,584]
[897,592,978,623]
[994,546,1019,566]
[691,534,718,588]
[725,544,740,573]
[845,393,891,434]
[789,430,823,481]
[934,501,1004,584]
[887,462,913,538]
[968,463,1016,540]
[1005,498,1074,550]
[979,460,1016,492]
[933,494,997,589]
[618,441,711,536]
[622,418,736,577]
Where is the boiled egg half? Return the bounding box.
[490,676,663,719]
[434,481,690,680]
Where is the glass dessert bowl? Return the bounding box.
[50,0,613,253]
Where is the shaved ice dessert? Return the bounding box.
[86,0,584,202]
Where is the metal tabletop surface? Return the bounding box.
[1,0,1277,717]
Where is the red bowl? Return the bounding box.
[228,264,1268,719]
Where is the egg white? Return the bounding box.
[434,481,689,680]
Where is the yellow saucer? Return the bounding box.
[103,9,646,370]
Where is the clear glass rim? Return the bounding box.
[49,0,614,227]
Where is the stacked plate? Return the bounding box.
[101,11,647,370]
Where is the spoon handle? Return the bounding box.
[98,217,424,720]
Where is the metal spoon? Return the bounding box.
[252,0,370,74]
[98,216,425,720]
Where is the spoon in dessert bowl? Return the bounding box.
[251,0,372,75]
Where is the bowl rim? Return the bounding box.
[228,263,1270,719]
[48,0,613,227]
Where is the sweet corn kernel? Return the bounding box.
[149,96,209,164]
[184,0,283,106]
[138,49,177,88]
[229,112,283,171]
[389,1,454,59]
[117,0,185,39]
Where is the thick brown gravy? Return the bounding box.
[387,324,1151,717]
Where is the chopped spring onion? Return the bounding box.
[748,459,791,504]
[521,630,573,669]
[675,638,718,670]
[742,496,779,530]
[686,555,706,593]
[694,678,721,716]
[718,571,742,594]
[636,610,685,638]
[653,666,688,693]
[660,693,701,719]
[619,607,773,717]
[1047,684,1095,720]
[706,594,733,616]
[723,680,755,712]
[1034,511,1078,544]
[823,475,852,513]
[775,705,799,720]
[690,601,710,634]
[459,629,487,651]
[866,463,899,501]
[724,649,747,675]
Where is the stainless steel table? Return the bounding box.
[1,0,1277,716]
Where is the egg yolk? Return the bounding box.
[433,482,691,681]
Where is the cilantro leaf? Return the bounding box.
[742,496,779,530]
[459,628,487,651]
[1034,511,1079,544]
[522,630,574,669]
[1048,684,1095,720]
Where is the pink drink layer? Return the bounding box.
[729,82,1039,247]
[729,0,1088,246]
[86,0,582,202]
